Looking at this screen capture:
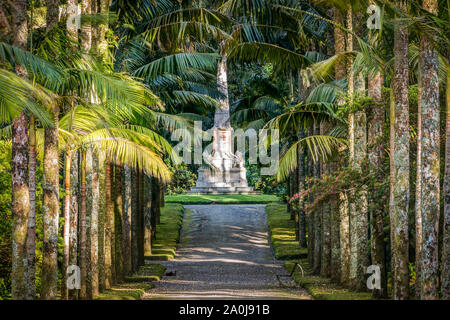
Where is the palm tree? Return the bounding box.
[10,0,30,300]
[390,0,410,300]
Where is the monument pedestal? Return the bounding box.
[188,128,258,195]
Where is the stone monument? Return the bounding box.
[188,55,257,194]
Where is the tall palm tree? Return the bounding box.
[419,0,440,300]
[390,0,410,300]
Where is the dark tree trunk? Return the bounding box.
[368,70,387,298]
[151,177,161,240]
[26,117,36,300]
[122,165,132,276]
[144,175,152,256]
[98,157,106,292]
[104,162,113,288]
[131,168,139,273]
[114,165,124,283]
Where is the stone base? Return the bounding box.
[187,186,259,195]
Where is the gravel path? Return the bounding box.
[143,204,311,300]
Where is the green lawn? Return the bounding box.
[266,203,308,260]
[266,203,373,300]
[166,194,281,204]
[145,203,184,260]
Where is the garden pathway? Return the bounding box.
[143,204,311,300]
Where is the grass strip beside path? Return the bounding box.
[166,194,281,204]
[145,203,184,260]
[266,203,373,300]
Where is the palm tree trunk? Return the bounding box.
[90,152,99,297]
[307,126,315,268]
[80,0,92,52]
[332,7,345,284]
[26,116,37,300]
[41,104,60,300]
[390,1,410,298]
[138,169,145,266]
[298,129,307,247]
[320,123,332,278]
[346,7,360,290]
[442,65,450,300]
[131,168,139,273]
[79,150,88,299]
[368,70,387,298]
[122,164,132,275]
[11,0,30,300]
[151,177,161,240]
[419,0,440,300]
[144,175,152,256]
[353,42,369,291]
[160,183,165,209]
[45,0,59,31]
[312,123,321,274]
[85,149,93,299]
[41,0,60,300]
[104,162,113,288]
[287,176,292,214]
[114,165,124,283]
[415,79,423,297]
[69,151,79,299]
[62,151,72,300]
[294,164,299,240]
[98,156,106,292]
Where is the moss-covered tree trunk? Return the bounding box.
[104,162,113,288]
[442,66,450,300]
[419,0,440,300]
[131,168,139,273]
[294,162,299,240]
[90,152,99,297]
[62,151,72,300]
[312,122,321,275]
[41,102,60,300]
[10,0,30,300]
[137,169,145,266]
[415,74,423,297]
[123,164,132,276]
[69,151,79,299]
[26,117,37,300]
[298,128,307,248]
[390,1,410,299]
[79,150,88,299]
[351,44,369,291]
[307,126,315,268]
[85,149,93,299]
[114,165,124,283]
[368,69,387,298]
[151,177,161,241]
[80,0,92,52]
[144,175,152,256]
[331,7,345,284]
[98,156,106,292]
[320,123,332,278]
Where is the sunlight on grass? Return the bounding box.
[145,203,184,260]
